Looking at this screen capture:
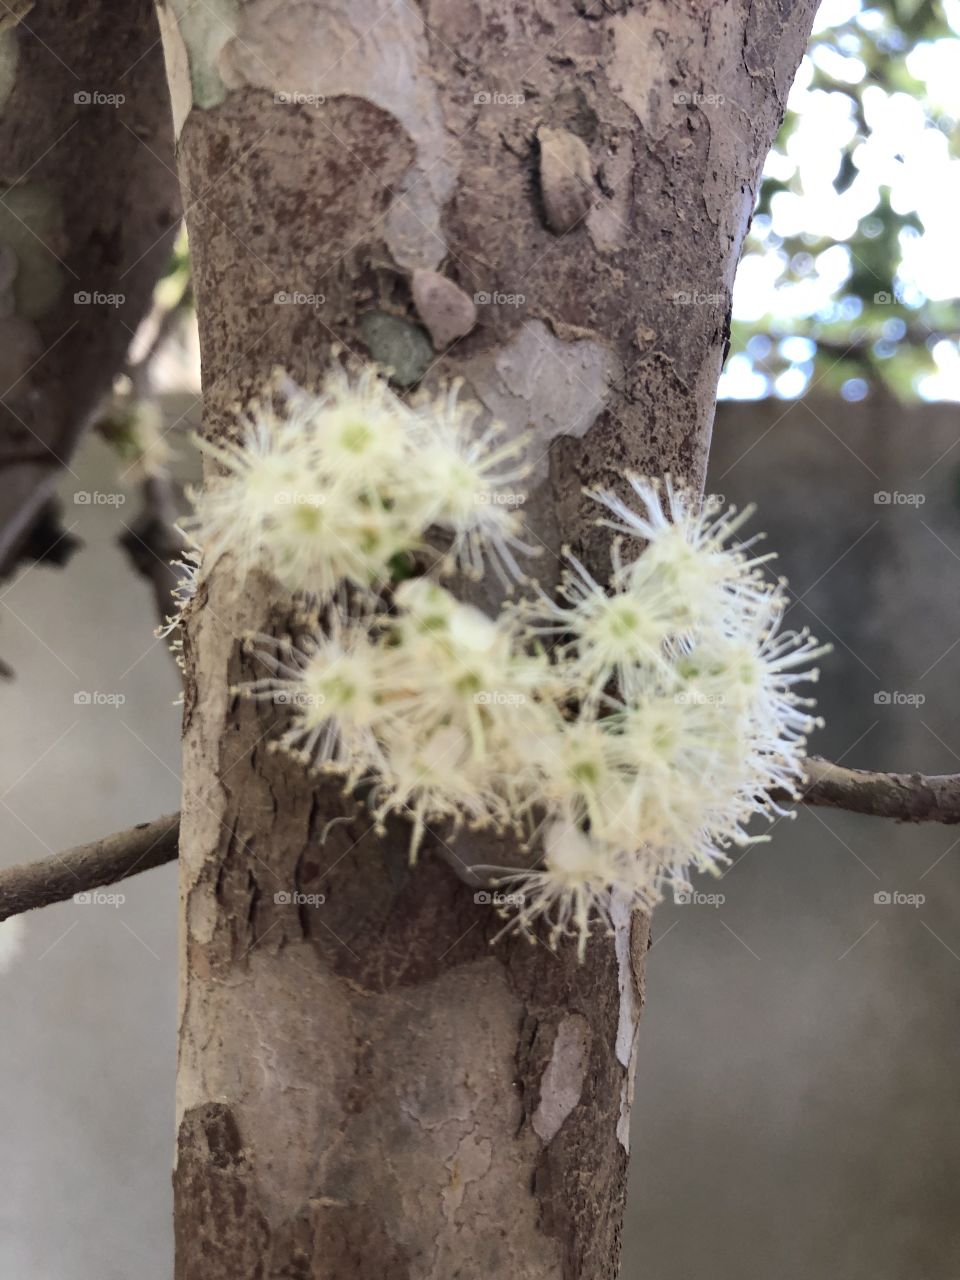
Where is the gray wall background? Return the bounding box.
[2,395,959,1277]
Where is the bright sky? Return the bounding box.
[720,0,960,400]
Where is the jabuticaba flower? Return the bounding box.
[182,364,828,959]
[186,365,537,603]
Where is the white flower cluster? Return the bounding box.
[187,367,532,595]
[173,365,828,960]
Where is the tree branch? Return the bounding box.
[3,755,959,925]
[798,757,960,824]
[0,813,179,922]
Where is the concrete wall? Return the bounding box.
[0,427,186,1279]
[623,396,960,1279]
[2,395,959,1277]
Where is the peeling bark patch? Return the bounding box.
[608,3,698,143]
[178,947,564,1278]
[220,0,458,269]
[611,892,638,1070]
[157,0,239,133]
[532,1015,592,1143]
[537,126,594,235]
[411,268,476,349]
[466,320,619,490]
[176,92,414,424]
[616,1056,637,1154]
[174,1102,271,1280]
[611,894,647,1153]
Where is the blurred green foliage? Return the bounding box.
[730,0,960,400]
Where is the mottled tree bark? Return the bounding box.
[0,0,181,573]
[158,2,818,1276]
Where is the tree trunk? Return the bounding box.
[159,2,817,1275]
[0,0,180,573]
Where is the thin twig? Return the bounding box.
[797,757,960,824]
[0,813,179,921]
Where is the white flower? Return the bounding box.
[286,365,411,480]
[405,381,537,585]
[369,724,499,861]
[365,580,555,849]
[187,403,319,581]
[188,370,424,600]
[233,581,553,859]
[391,578,549,767]
[156,545,202,641]
[235,610,394,786]
[528,709,623,834]
[517,550,682,702]
[485,818,632,961]
[589,473,776,626]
